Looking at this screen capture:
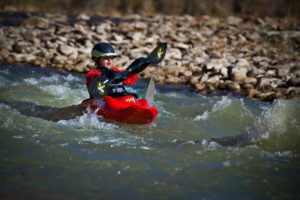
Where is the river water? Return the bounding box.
[1,64,299,199]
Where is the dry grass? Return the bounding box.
[0,0,299,20]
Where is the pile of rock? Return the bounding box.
[0,12,299,101]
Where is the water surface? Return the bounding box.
[1,65,299,199]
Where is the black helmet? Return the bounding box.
[91,42,117,59]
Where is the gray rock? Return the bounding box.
[207,75,222,83]
[165,48,182,60]
[130,47,148,58]
[277,67,290,78]
[96,23,111,33]
[290,66,300,76]
[287,87,300,97]
[77,14,90,21]
[257,77,282,91]
[58,44,74,56]
[53,55,67,64]
[288,77,300,87]
[23,16,50,29]
[205,58,229,72]
[227,16,242,26]
[254,92,277,101]
[174,42,189,50]
[236,58,250,68]
[231,66,248,83]
[130,32,144,41]
[224,80,241,92]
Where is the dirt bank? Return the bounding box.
[1,12,299,101]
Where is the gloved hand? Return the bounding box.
[107,71,128,83]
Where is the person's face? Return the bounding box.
[98,57,115,69]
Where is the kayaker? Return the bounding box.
[81,43,167,123]
[86,42,139,99]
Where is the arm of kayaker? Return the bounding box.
[86,68,101,87]
[107,70,128,83]
[123,72,138,85]
[108,58,146,84]
[106,69,138,85]
[125,57,151,74]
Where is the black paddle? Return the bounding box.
[89,43,167,99]
[144,43,167,104]
[88,76,110,99]
[125,42,167,74]
[145,42,167,65]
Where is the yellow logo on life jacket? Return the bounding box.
[157,47,163,59]
[97,81,105,95]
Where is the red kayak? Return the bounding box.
[80,95,158,124]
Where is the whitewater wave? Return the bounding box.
[209,99,300,149]
[194,96,232,121]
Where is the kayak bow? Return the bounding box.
[80,95,158,124]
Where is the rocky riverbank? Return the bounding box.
[1,12,299,101]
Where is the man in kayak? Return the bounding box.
[81,42,167,124]
[86,42,141,100]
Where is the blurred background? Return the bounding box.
[0,0,299,20]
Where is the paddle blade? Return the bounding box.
[147,43,167,64]
[145,76,156,105]
[89,76,110,99]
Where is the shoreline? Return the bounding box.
[0,11,299,101]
